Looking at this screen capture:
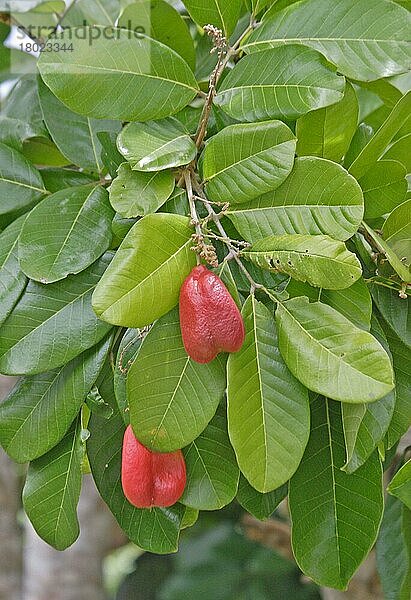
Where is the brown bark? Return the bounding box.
[0,376,22,600]
[0,450,23,600]
[22,475,125,600]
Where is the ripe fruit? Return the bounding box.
[179,265,245,363]
[121,425,186,508]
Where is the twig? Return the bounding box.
[184,171,202,240]
[194,26,227,149]
[191,176,265,293]
[194,20,257,149]
[184,169,218,266]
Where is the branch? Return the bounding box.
[194,19,257,150]
[194,26,227,149]
[184,170,218,266]
[190,175,265,293]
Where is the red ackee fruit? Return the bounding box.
[121,425,186,508]
[179,265,245,363]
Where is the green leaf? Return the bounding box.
[342,398,394,473]
[376,492,411,600]
[0,216,28,327]
[38,27,198,121]
[111,214,138,246]
[31,1,66,12]
[354,78,402,109]
[289,397,383,590]
[341,319,395,473]
[245,0,411,82]
[226,157,364,242]
[0,116,44,151]
[319,282,373,331]
[86,385,113,419]
[181,406,239,510]
[22,417,83,551]
[379,318,411,449]
[87,367,184,554]
[22,137,71,168]
[182,0,242,36]
[40,168,98,193]
[382,134,411,173]
[202,121,296,205]
[388,460,411,510]
[162,187,189,216]
[117,118,196,172]
[344,123,374,168]
[349,92,411,179]
[2,76,47,138]
[341,318,395,473]
[215,261,242,309]
[360,160,407,220]
[92,214,197,327]
[237,475,288,520]
[296,82,358,162]
[362,221,410,283]
[114,328,145,424]
[180,506,199,530]
[372,284,410,349]
[243,235,362,290]
[18,185,114,283]
[382,199,411,270]
[97,131,124,178]
[227,296,309,492]
[38,79,120,173]
[0,336,111,462]
[0,142,47,222]
[0,254,113,375]
[215,46,344,122]
[276,296,395,403]
[61,0,121,25]
[109,163,174,218]
[127,308,226,452]
[118,0,196,69]
[287,278,372,331]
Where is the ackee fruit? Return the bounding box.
[121,425,186,508]
[179,265,245,363]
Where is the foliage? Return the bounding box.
[0,0,410,594]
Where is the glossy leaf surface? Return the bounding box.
[215,46,344,122]
[227,157,364,242]
[227,296,309,492]
[22,418,83,551]
[117,118,196,172]
[289,398,383,589]
[181,407,239,510]
[243,235,362,290]
[276,297,395,403]
[109,163,174,218]
[245,0,411,82]
[92,214,197,327]
[19,185,114,283]
[38,28,198,121]
[0,254,113,375]
[127,308,226,452]
[0,336,110,462]
[202,121,296,205]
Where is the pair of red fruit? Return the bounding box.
[122,265,245,508]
